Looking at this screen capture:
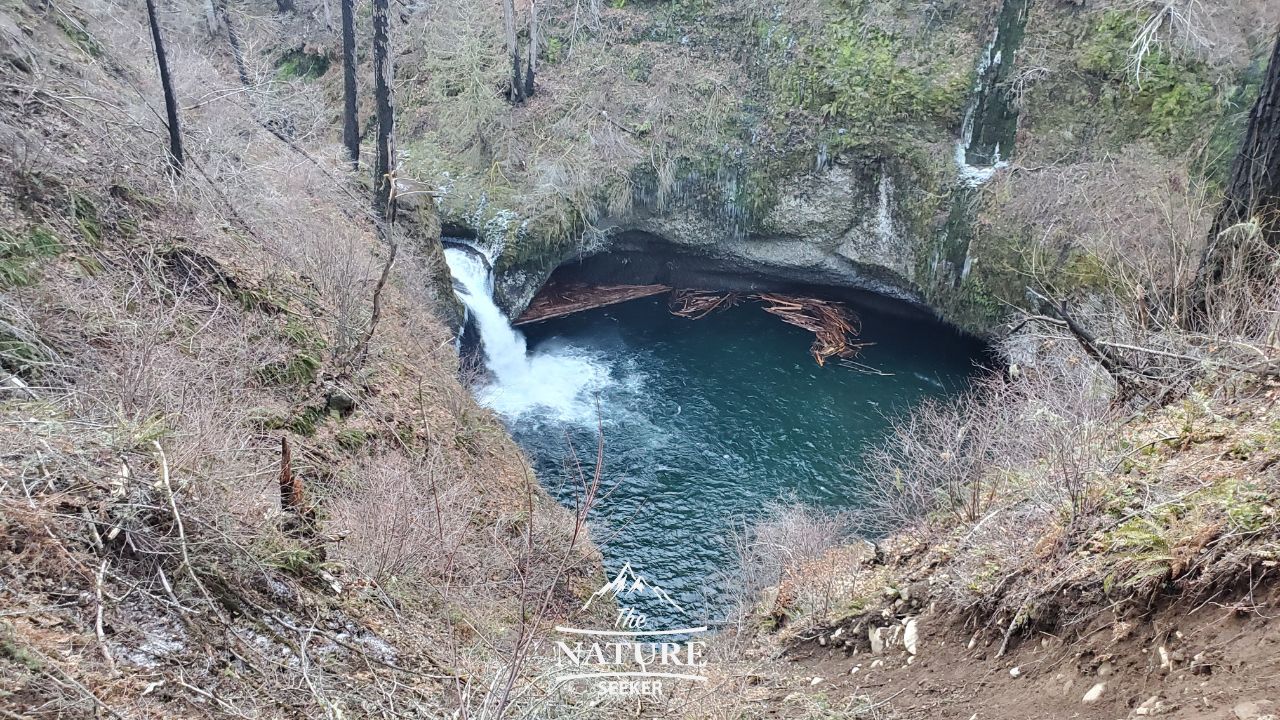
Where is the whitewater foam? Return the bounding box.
[444,246,617,423]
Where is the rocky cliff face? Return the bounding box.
[401,0,1276,333]
[494,159,933,316]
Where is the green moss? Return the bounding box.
[1075,10,1220,154]
[273,405,327,437]
[53,13,102,58]
[778,19,967,137]
[0,226,63,288]
[335,428,376,452]
[625,55,654,83]
[276,48,331,80]
[0,626,42,672]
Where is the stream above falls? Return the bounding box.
[444,246,988,627]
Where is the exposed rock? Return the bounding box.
[904,618,920,656]
[1233,700,1278,720]
[490,160,943,323]
[326,388,356,416]
[1082,682,1106,705]
[1134,695,1177,716]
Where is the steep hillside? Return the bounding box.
[2,0,1278,718]
[0,1,600,716]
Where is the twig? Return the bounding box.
[153,441,213,610]
[95,559,118,675]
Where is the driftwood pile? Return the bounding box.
[669,290,741,319]
[514,280,873,369]
[670,290,870,367]
[756,294,869,366]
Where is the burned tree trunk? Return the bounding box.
[524,0,538,99]
[145,0,184,174]
[341,0,359,168]
[278,436,304,514]
[219,0,251,87]
[502,0,524,103]
[372,0,395,218]
[1190,30,1280,319]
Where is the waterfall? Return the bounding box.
[954,0,1027,187]
[444,246,531,384]
[443,245,616,421]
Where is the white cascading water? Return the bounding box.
[443,247,530,382]
[443,246,614,421]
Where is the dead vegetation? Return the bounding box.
[735,228,1280,657]
[0,0,604,717]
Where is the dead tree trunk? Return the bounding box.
[372,0,395,219]
[202,0,221,36]
[341,0,359,168]
[524,0,538,99]
[278,436,303,514]
[346,0,400,368]
[1027,287,1156,402]
[1190,30,1280,319]
[219,0,251,87]
[502,0,524,103]
[145,0,184,174]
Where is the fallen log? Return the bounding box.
[514,282,670,325]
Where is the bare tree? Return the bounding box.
[372,0,395,219]
[218,0,251,86]
[343,0,400,369]
[501,0,524,103]
[524,0,538,99]
[145,0,184,174]
[1191,30,1280,320]
[202,0,221,36]
[341,0,359,168]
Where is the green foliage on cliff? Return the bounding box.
[1076,10,1218,153]
[777,19,968,137]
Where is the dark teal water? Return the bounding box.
[493,296,982,627]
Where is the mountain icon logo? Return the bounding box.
[582,562,684,615]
